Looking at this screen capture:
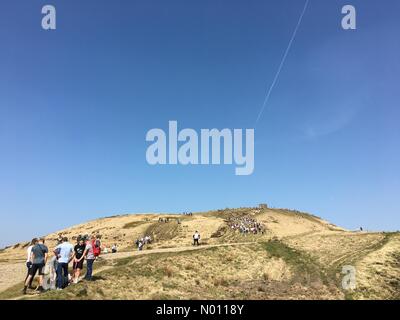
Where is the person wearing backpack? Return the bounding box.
[93,235,102,257]
[82,235,98,281]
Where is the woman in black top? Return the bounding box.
[72,238,86,284]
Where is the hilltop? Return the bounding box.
[0,207,399,300]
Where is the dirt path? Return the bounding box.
[9,241,257,300]
[0,241,256,294]
[0,261,26,294]
[328,234,389,267]
[2,234,367,298]
[101,241,257,261]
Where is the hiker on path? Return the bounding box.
[23,238,48,294]
[193,231,200,246]
[144,235,152,244]
[112,244,117,253]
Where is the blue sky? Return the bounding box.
[0,0,399,247]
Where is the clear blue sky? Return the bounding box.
[1,0,399,247]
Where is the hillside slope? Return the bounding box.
[0,207,399,300]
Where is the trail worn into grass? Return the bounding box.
[0,262,26,295]
[5,241,257,300]
[101,241,257,261]
[21,240,342,300]
[2,208,399,300]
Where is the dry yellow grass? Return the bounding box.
[0,207,399,300]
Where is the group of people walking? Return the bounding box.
[135,235,152,251]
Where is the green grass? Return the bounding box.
[263,240,303,261]
[122,221,147,229]
[202,208,254,219]
[0,281,28,300]
[144,222,180,241]
[262,240,332,286]
[334,233,395,268]
[274,208,324,225]
[344,291,356,300]
[342,233,400,300]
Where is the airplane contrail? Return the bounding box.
[255,0,310,126]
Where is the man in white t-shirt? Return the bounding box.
[54,237,74,290]
[193,231,200,246]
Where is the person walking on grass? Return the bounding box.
[54,237,74,290]
[111,244,117,253]
[72,237,86,284]
[193,231,200,246]
[83,236,97,281]
[23,238,48,294]
[24,238,38,289]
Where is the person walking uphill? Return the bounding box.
[23,238,48,294]
[54,237,74,290]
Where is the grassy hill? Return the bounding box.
[0,207,399,300]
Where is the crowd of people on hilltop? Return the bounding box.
[22,234,103,295]
[182,212,193,216]
[227,216,265,235]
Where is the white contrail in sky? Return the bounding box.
[255,0,310,125]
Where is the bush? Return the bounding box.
[163,266,173,278]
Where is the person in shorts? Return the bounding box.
[72,237,86,284]
[24,238,38,288]
[23,238,48,294]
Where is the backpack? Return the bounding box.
[92,240,101,257]
[54,247,61,259]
